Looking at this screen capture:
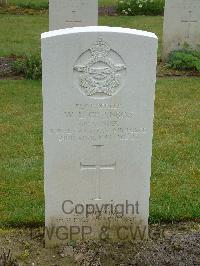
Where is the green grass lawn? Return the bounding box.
[0,78,199,227]
[9,0,117,9]
[99,0,117,6]
[0,14,163,57]
[9,0,48,9]
[0,80,43,227]
[0,14,48,57]
[151,77,200,222]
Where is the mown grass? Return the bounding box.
[9,0,48,9]
[9,0,117,9]
[99,0,117,6]
[0,14,163,57]
[0,14,48,57]
[0,80,43,227]
[0,78,199,227]
[151,77,200,222]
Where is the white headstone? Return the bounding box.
[163,0,200,59]
[49,0,98,30]
[42,26,157,246]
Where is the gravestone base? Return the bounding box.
[45,215,148,247]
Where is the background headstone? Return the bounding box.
[163,0,200,59]
[49,0,98,30]
[42,26,157,246]
[0,0,7,5]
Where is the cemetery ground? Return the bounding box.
[0,79,199,263]
[0,3,200,266]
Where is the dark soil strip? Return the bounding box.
[0,56,15,79]
[0,5,118,16]
[0,222,199,265]
[99,6,118,16]
[157,62,200,77]
[0,56,23,80]
[0,56,199,80]
[0,5,48,15]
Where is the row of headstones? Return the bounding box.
[42,0,199,246]
[49,0,200,59]
[1,0,199,58]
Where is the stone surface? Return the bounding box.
[163,0,200,59]
[42,26,157,246]
[0,0,7,5]
[49,0,98,30]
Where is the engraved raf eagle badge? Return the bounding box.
[73,37,126,98]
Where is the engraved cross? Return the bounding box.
[80,145,116,201]
[181,8,198,39]
[65,10,81,23]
